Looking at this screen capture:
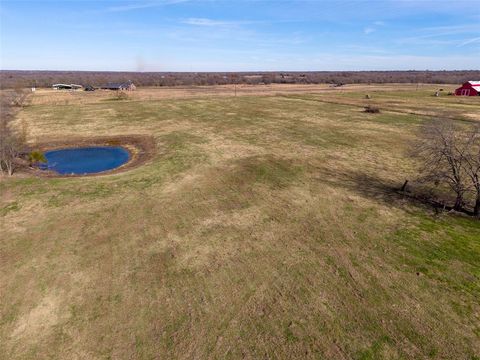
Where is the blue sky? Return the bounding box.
[1,0,479,71]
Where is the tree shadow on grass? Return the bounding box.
[322,169,476,219]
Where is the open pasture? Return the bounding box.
[1,84,480,359]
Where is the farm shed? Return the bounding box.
[101,81,136,91]
[455,81,480,96]
[52,83,83,90]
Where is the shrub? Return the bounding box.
[28,150,47,166]
[115,91,129,100]
[364,105,380,113]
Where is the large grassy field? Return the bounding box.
[1,84,480,359]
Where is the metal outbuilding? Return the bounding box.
[101,81,136,91]
[52,84,83,90]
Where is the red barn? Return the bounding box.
[455,81,480,96]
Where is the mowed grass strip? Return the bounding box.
[1,87,479,359]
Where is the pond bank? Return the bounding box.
[27,135,156,177]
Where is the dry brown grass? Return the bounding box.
[30,83,456,105]
[1,85,479,359]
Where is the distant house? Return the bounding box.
[455,81,480,96]
[52,83,83,90]
[101,81,136,91]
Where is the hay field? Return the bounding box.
[1,84,480,359]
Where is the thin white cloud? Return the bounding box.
[458,37,480,47]
[397,23,480,46]
[364,27,375,35]
[417,24,480,35]
[149,53,480,72]
[181,18,252,27]
[338,44,391,54]
[364,21,385,35]
[107,0,188,12]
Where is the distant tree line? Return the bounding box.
[1,70,479,89]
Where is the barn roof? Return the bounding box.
[52,83,83,88]
[467,81,480,92]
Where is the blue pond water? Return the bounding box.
[41,146,130,175]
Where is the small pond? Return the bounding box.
[40,146,130,175]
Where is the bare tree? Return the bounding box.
[462,127,480,217]
[415,120,470,211]
[0,131,20,175]
[0,88,29,176]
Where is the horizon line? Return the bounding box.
[2,69,480,73]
